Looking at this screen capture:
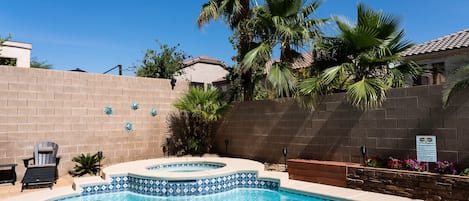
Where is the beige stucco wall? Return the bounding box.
[0,41,32,67]
[176,63,229,84]
[0,67,188,178]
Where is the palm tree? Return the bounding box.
[173,87,228,154]
[197,0,258,101]
[442,65,469,108]
[242,0,326,97]
[299,3,421,110]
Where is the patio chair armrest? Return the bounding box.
[23,157,34,168]
[56,156,61,166]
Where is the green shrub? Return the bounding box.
[460,168,469,176]
[71,153,104,177]
[364,156,385,168]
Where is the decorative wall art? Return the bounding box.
[151,108,158,117]
[125,122,133,131]
[131,102,139,110]
[104,106,113,115]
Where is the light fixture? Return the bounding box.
[282,146,288,171]
[224,139,229,154]
[170,78,177,90]
[97,151,103,176]
[360,145,367,165]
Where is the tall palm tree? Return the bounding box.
[299,3,421,110]
[242,0,326,97]
[197,0,259,101]
[442,65,469,108]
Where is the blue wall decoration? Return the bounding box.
[131,102,139,110]
[151,108,158,117]
[104,106,113,115]
[125,122,133,131]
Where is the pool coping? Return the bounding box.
[4,157,421,201]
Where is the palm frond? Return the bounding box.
[242,42,273,68]
[197,1,221,29]
[267,62,297,97]
[347,77,388,110]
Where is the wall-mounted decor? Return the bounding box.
[104,106,113,115]
[131,102,139,110]
[125,122,133,131]
[151,108,158,117]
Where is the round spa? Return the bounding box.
[147,162,225,172]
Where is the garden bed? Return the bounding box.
[347,166,469,200]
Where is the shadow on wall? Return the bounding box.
[213,86,469,166]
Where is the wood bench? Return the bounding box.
[288,159,360,187]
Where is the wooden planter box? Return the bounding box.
[287,159,360,187]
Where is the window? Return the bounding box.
[0,57,17,66]
[431,62,445,85]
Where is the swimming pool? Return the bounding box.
[58,188,331,201]
[51,158,341,201]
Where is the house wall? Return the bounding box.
[176,63,229,84]
[404,49,469,84]
[0,67,188,178]
[0,41,32,67]
[215,85,469,167]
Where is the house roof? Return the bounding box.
[182,56,229,69]
[265,52,313,73]
[402,29,469,57]
[1,41,32,50]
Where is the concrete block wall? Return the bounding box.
[0,67,188,178]
[215,85,469,167]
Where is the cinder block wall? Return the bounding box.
[0,67,188,178]
[215,85,469,167]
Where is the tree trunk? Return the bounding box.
[238,0,254,101]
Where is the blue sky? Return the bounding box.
[1,0,468,76]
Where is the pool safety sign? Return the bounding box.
[416,135,437,162]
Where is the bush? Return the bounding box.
[364,156,385,168]
[460,168,469,176]
[387,157,403,169]
[71,153,104,177]
[435,161,457,174]
[403,159,427,172]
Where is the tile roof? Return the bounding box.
[265,52,313,73]
[182,56,229,68]
[402,29,469,57]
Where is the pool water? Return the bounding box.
[61,188,332,201]
[148,163,224,172]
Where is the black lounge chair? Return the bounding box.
[21,142,61,192]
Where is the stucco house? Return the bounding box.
[402,29,469,85]
[0,41,32,67]
[176,56,230,91]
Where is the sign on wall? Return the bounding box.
[416,135,437,162]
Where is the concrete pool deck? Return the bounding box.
[2,157,421,201]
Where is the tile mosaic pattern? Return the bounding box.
[147,162,224,171]
[78,171,278,197]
